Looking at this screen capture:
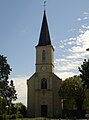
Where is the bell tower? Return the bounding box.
[27,10,62,118]
[36,10,54,73]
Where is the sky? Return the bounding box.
[0,0,89,106]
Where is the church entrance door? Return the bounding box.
[41,105,47,117]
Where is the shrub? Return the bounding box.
[16,113,23,118]
[10,114,16,119]
[0,114,10,120]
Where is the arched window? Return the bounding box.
[41,78,47,89]
[42,50,46,62]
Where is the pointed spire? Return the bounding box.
[37,10,51,46]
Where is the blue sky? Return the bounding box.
[0,0,89,105]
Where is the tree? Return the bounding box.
[79,59,89,89]
[0,55,12,81]
[0,55,12,98]
[6,80,17,115]
[9,80,17,102]
[15,103,27,118]
[0,55,17,115]
[59,75,85,115]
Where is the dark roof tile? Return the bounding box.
[37,10,51,46]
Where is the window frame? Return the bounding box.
[42,50,46,62]
[41,78,47,89]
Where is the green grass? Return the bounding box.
[16,118,86,120]
[17,118,61,120]
[16,118,35,120]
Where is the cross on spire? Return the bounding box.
[43,1,46,10]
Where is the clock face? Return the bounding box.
[41,66,46,71]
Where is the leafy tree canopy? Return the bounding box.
[59,75,85,111]
[0,55,17,115]
[79,59,89,89]
[0,55,12,81]
[15,102,27,117]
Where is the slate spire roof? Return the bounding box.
[37,10,51,46]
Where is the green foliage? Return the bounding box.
[79,59,89,89]
[15,102,27,118]
[83,97,89,110]
[0,113,23,120]
[59,75,85,100]
[0,55,12,81]
[59,75,85,111]
[8,80,17,102]
[16,113,23,118]
[0,114,10,120]
[0,54,17,116]
[10,114,16,119]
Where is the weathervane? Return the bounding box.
[43,1,46,10]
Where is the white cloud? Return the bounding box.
[55,58,81,73]
[55,72,78,80]
[83,12,89,15]
[81,25,89,29]
[11,75,30,106]
[77,18,82,21]
[77,30,89,49]
[59,45,64,48]
[84,17,89,20]
[55,20,89,80]
[68,46,86,53]
[77,11,89,21]
[67,41,75,45]
[69,37,76,41]
[68,30,89,59]
[67,54,82,59]
[79,29,85,34]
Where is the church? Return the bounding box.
[27,10,62,118]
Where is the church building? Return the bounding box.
[27,10,62,118]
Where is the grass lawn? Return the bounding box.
[17,118,61,120]
[16,118,87,120]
